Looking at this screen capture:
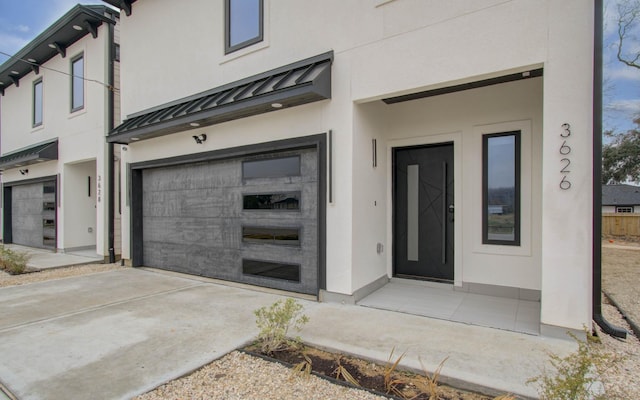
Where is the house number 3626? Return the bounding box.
[559,123,571,190]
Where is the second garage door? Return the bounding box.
[141,147,319,295]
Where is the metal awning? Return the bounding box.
[0,139,58,171]
[107,51,333,144]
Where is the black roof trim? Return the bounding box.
[102,0,136,16]
[0,139,59,171]
[383,69,544,104]
[108,51,333,144]
[0,5,117,94]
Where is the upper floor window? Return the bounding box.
[71,54,84,112]
[616,206,634,213]
[482,131,521,246]
[33,79,43,127]
[225,0,263,54]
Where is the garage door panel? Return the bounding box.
[143,190,239,218]
[143,217,224,244]
[141,147,319,295]
[10,182,56,249]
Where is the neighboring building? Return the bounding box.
[0,5,120,260]
[603,184,640,213]
[105,0,597,335]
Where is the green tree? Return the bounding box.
[603,117,640,184]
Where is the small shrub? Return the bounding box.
[0,246,31,275]
[254,298,309,354]
[527,331,621,400]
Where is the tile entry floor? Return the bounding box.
[357,280,540,335]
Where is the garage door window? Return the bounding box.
[242,259,300,282]
[242,226,300,246]
[243,192,300,210]
[242,156,300,179]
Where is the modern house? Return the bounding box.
[105,0,601,336]
[0,5,120,261]
[603,184,640,213]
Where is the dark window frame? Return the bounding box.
[71,53,85,112]
[482,131,521,246]
[242,258,301,283]
[242,155,301,179]
[224,0,264,54]
[33,78,43,127]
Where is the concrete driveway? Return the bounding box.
[0,268,577,399]
[0,269,282,400]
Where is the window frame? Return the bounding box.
[33,78,43,127]
[224,0,264,54]
[71,53,85,113]
[482,131,521,246]
[616,206,634,213]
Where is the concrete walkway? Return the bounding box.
[0,269,576,399]
[3,244,103,270]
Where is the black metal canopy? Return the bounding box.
[108,51,333,144]
[0,139,58,171]
[0,5,117,96]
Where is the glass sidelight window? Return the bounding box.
[483,131,521,245]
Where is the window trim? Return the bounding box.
[615,206,634,213]
[482,131,521,246]
[224,0,264,54]
[33,78,43,127]
[71,53,85,113]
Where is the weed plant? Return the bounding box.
[0,246,31,275]
[527,331,623,400]
[254,298,309,354]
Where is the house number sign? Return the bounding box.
[559,123,571,190]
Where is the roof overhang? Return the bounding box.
[0,139,59,171]
[0,5,116,96]
[108,51,333,144]
[102,0,137,16]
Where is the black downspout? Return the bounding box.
[107,20,116,264]
[593,0,626,338]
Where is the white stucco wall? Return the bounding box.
[352,77,543,292]
[0,22,113,255]
[116,0,595,330]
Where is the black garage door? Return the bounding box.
[140,147,319,295]
[4,180,56,249]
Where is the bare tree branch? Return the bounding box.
[616,0,640,69]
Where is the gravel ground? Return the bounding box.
[2,254,639,399]
[0,262,125,287]
[602,240,640,335]
[134,351,390,400]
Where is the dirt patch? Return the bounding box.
[245,344,495,400]
[602,240,640,335]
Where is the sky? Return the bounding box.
[1,1,638,134]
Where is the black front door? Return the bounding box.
[394,143,454,282]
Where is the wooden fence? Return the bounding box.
[602,213,640,238]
